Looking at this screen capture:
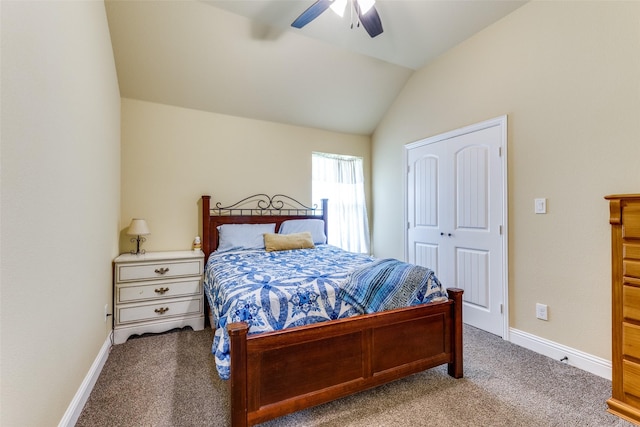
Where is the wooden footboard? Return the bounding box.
[228,288,463,427]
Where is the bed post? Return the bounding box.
[202,195,211,260]
[446,288,464,379]
[228,322,249,427]
[321,198,328,240]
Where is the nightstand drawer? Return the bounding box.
[116,260,202,282]
[116,297,203,324]
[117,278,201,303]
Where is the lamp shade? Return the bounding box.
[127,218,150,236]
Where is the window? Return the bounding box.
[312,152,370,253]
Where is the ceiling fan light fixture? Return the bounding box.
[291,0,382,38]
[330,0,348,17]
[357,0,375,15]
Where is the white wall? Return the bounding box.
[372,1,640,361]
[120,98,371,254]
[0,1,120,425]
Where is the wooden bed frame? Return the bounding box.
[201,194,464,427]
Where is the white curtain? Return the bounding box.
[312,152,370,253]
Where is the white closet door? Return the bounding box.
[406,118,507,337]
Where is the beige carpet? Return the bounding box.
[77,325,632,426]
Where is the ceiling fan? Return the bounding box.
[291,0,383,38]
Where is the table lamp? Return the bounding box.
[127,218,150,255]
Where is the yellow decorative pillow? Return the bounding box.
[264,232,315,252]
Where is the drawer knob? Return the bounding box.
[154,307,169,315]
[154,287,169,295]
[154,267,170,275]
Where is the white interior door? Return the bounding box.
[406,117,507,337]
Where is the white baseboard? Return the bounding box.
[509,327,612,380]
[58,332,112,427]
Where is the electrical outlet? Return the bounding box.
[104,304,109,322]
[536,303,548,321]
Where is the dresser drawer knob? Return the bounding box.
[154,267,170,275]
[154,307,169,315]
[154,287,169,295]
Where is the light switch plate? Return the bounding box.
[535,198,547,214]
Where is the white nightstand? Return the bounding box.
[113,250,205,344]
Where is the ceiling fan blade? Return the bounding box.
[355,3,383,38]
[291,0,333,29]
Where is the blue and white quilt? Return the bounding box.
[204,245,447,380]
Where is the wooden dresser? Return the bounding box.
[113,250,205,344]
[606,194,640,425]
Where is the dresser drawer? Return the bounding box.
[623,203,640,240]
[624,323,640,358]
[116,297,203,325]
[116,260,202,282]
[625,244,640,261]
[624,359,640,399]
[625,260,640,280]
[117,278,201,304]
[624,285,640,322]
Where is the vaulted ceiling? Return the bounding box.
[105,0,526,135]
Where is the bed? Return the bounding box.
[201,194,463,427]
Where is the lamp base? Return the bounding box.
[130,236,146,255]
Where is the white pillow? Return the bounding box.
[216,223,276,252]
[279,219,326,244]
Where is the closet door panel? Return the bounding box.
[456,145,489,230]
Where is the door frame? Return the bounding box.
[403,115,509,339]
